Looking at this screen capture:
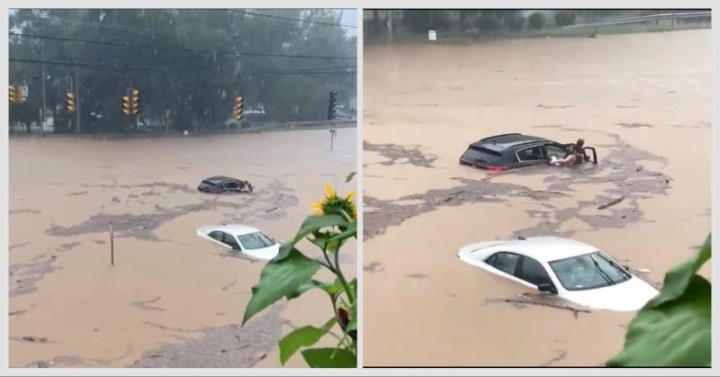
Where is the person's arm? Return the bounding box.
[560,154,576,166]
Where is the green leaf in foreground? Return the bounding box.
[328,220,357,244]
[607,234,712,367]
[345,171,356,183]
[286,279,323,300]
[279,317,337,366]
[646,234,711,307]
[292,215,347,246]
[607,275,711,367]
[242,248,321,325]
[301,347,357,368]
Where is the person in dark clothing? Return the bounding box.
[239,180,254,193]
[551,138,585,166]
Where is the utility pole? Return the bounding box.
[40,47,47,136]
[388,10,394,42]
[74,63,81,134]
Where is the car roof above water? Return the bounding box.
[203,176,237,184]
[199,224,260,237]
[470,133,552,151]
[489,236,599,262]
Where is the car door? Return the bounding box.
[515,145,547,167]
[201,230,230,248]
[515,256,558,292]
[224,181,240,192]
[221,232,242,251]
[208,231,224,242]
[543,143,568,161]
[484,252,522,280]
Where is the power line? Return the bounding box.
[266,65,357,73]
[10,32,356,61]
[231,10,356,29]
[8,56,356,77]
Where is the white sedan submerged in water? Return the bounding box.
[458,236,659,311]
[196,224,280,260]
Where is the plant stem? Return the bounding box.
[325,330,343,342]
[334,244,355,304]
[330,293,339,317]
[331,333,350,358]
[321,245,336,273]
[317,259,334,271]
[338,209,353,223]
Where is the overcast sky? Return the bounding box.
[339,9,357,37]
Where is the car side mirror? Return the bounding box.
[537,283,558,295]
[232,244,241,251]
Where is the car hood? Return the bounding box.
[563,277,659,312]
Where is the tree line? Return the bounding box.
[364,9,709,36]
[9,9,357,134]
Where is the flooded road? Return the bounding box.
[8,127,357,368]
[363,30,712,366]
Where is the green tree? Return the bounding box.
[9,9,356,133]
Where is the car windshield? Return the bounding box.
[461,146,503,164]
[548,251,631,291]
[237,232,276,250]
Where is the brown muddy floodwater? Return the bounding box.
[9,127,356,368]
[363,30,712,367]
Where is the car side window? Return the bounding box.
[516,257,553,286]
[225,181,239,190]
[516,146,545,162]
[209,231,223,241]
[544,144,567,160]
[487,252,520,275]
[221,233,240,249]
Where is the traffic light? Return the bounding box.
[122,88,140,116]
[131,89,140,115]
[122,95,131,115]
[234,96,244,121]
[66,92,76,113]
[9,85,15,103]
[327,90,338,120]
[16,85,26,103]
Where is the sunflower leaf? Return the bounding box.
[278,317,337,365]
[242,247,321,325]
[328,220,357,244]
[301,347,356,368]
[292,215,347,245]
[607,234,712,367]
[345,172,356,182]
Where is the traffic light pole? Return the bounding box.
[68,77,74,133]
[74,63,81,134]
[40,47,47,136]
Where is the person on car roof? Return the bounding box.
[551,138,585,167]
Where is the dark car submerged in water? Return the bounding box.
[459,133,598,172]
[197,176,254,194]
